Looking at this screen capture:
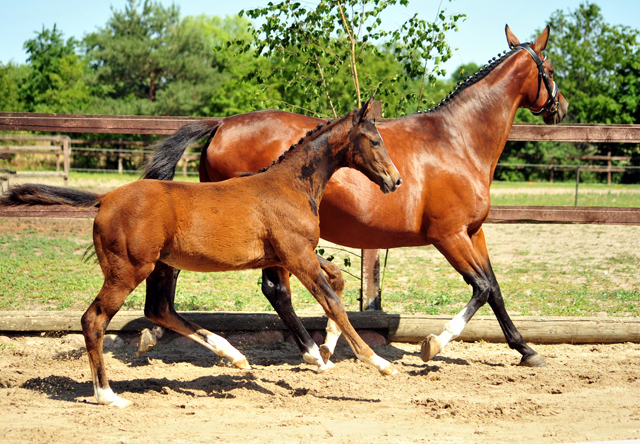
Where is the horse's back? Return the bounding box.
[203,110,324,181]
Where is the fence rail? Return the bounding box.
[2,112,640,312]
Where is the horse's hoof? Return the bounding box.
[137,328,157,356]
[317,360,335,373]
[379,364,398,376]
[519,353,547,367]
[319,344,333,364]
[232,358,251,369]
[420,334,442,362]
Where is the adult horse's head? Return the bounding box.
[506,25,569,125]
[347,97,402,194]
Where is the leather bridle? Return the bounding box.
[514,43,560,116]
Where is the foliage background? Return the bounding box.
[0,0,638,183]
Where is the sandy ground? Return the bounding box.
[1,212,639,443]
[0,331,639,444]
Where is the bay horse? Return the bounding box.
[0,98,402,407]
[143,25,568,368]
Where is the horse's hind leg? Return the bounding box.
[423,228,545,366]
[316,256,344,363]
[137,266,180,355]
[144,261,250,369]
[261,267,332,371]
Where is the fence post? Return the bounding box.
[549,158,554,183]
[574,163,580,206]
[62,136,70,187]
[118,138,123,174]
[607,151,612,185]
[359,100,383,311]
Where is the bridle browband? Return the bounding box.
[513,43,560,116]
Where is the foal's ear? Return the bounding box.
[357,96,375,122]
[505,25,520,48]
[532,25,550,53]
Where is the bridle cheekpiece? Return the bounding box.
[513,43,560,116]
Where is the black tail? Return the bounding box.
[0,184,100,207]
[142,119,222,181]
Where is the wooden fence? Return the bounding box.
[1,112,639,311]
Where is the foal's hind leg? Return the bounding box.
[144,261,250,369]
[423,228,545,366]
[82,280,142,408]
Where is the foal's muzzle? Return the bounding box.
[381,173,403,194]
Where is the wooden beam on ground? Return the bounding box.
[0,310,388,334]
[0,311,638,344]
[387,315,640,344]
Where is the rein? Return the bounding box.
[515,43,560,116]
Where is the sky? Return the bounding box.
[1,0,639,77]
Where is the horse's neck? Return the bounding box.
[274,128,345,202]
[431,55,529,169]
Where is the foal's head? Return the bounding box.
[346,98,402,194]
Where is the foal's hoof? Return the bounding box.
[379,364,398,376]
[420,334,442,362]
[319,344,333,364]
[317,360,335,373]
[232,358,252,370]
[519,353,548,368]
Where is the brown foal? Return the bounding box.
[0,98,402,407]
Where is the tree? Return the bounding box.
[84,0,227,116]
[19,25,92,113]
[0,62,26,112]
[545,2,640,125]
[237,0,465,118]
[499,2,640,183]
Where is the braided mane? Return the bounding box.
[418,44,530,114]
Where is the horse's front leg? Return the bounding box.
[423,228,546,367]
[261,267,333,372]
[286,251,396,376]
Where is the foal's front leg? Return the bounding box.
[286,251,396,376]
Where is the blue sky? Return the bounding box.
[1,0,638,77]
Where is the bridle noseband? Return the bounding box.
[514,43,560,116]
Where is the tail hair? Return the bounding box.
[0,184,100,208]
[142,119,222,181]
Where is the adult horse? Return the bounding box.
[144,25,568,367]
[1,99,402,407]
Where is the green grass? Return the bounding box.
[1,178,639,316]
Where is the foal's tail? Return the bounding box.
[0,184,100,208]
[142,119,223,181]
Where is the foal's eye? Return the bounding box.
[371,139,380,147]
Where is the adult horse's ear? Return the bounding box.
[532,25,550,53]
[505,25,520,49]
[358,96,375,122]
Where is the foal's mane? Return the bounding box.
[246,108,359,176]
[418,44,530,114]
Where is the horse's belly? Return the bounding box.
[161,237,281,272]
